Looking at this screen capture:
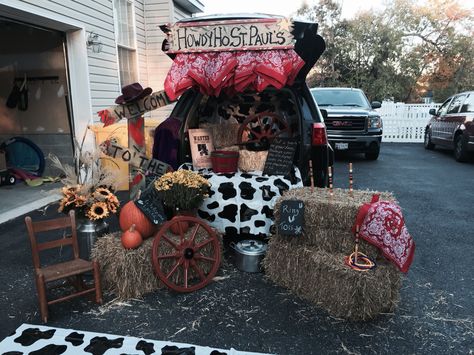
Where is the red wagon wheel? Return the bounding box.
[237,111,291,151]
[151,216,221,293]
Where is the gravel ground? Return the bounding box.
[0,143,473,354]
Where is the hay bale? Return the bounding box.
[92,228,222,300]
[200,122,240,149]
[273,187,395,257]
[276,187,395,231]
[273,228,380,259]
[263,238,401,321]
[92,233,161,300]
[238,149,268,172]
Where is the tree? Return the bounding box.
[297,0,474,102]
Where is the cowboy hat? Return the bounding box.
[115,82,152,104]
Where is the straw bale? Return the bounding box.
[263,238,401,321]
[92,228,222,300]
[273,228,380,259]
[200,122,240,149]
[238,149,268,172]
[273,187,395,256]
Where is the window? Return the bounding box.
[114,0,137,86]
[460,94,474,113]
[446,94,466,114]
[311,89,371,109]
[437,98,452,116]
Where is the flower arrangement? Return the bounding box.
[154,170,210,211]
[58,185,120,220]
[50,133,122,221]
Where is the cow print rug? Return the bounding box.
[0,323,271,355]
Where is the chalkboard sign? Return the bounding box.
[134,189,166,226]
[263,138,298,177]
[278,200,304,236]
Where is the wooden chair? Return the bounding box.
[25,210,102,323]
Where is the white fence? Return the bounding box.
[380,102,440,143]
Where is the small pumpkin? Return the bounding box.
[119,201,157,238]
[121,224,143,249]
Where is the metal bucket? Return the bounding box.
[77,219,109,260]
[231,239,267,273]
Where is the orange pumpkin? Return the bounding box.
[121,224,143,249]
[119,201,157,238]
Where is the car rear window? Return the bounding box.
[194,90,299,129]
[311,89,370,109]
[460,94,474,113]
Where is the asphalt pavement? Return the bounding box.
[0,143,473,354]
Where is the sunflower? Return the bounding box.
[62,185,79,196]
[75,195,87,208]
[64,193,78,207]
[58,197,68,213]
[106,195,120,213]
[93,187,113,201]
[86,201,109,220]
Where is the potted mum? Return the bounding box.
[154,169,210,216]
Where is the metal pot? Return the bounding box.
[231,239,267,273]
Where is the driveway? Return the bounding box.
[0,143,472,354]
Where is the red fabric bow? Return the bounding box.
[164,49,305,100]
[353,195,415,273]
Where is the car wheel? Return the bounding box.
[365,146,380,160]
[424,128,435,150]
[8,176,16,185]
[454,134,469,162]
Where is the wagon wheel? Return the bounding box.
[151,216,221,293]
[237,111,291,151]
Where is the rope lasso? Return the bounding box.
[344,225,376,271]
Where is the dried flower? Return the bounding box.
[50,131,122,221]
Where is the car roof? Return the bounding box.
[311,87,363,92]
[176,13,284,23]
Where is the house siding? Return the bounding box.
[6,0,198,122]
[145,0,195,121]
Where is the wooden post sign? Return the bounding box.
[99,139,170,177]
[278,200,304,236]
[97,90,174,128]
[163,18,295,53]
[97,89,175,199]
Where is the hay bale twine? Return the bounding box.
[92,228,222,300]
[263,238,401,321]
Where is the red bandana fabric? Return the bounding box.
[357,200,415,273]
[164,49,305,100]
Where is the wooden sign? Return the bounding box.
[263,138,298,177]
[164,18,294,53]
[97,90,174,127]
[278,200,304,236]
[99,139,170,177]
[135,189,166,226]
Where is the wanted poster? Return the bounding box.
[188,128,214,169]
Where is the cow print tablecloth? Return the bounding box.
[0,323,271,355]
[197,169,303,236]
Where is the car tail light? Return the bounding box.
[312,123,328,145]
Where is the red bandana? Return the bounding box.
[353,195,415,273]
